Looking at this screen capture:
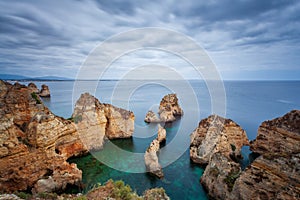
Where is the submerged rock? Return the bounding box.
[39,84,50,97]
[145,93,183,123]
[190,115,249,165]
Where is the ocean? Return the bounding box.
[20,80,300,200]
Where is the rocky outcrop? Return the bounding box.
[145,93,183,123]
[194,111,300,200]
[39,84,50,97]
[0,80,83,193]
[144,124,167,178]
[157,124,166,143]
[103,103,135,139]
[27,82,39,94]
[144,139,164,179]
[230,110,300,200]
[159,93,183,122]
[190,115,249,165]
[250,110,300,155]
[0,81,135,194]
[144,110,161,123]
[72,93,134,149]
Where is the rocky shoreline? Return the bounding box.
[190,110,300,200]
[0,80,135,195]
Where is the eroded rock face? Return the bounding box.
[104,103,135,139]
[0,81,135,194]
[39,84,50,97]
[231,110,300,200]
[144,139,164,179]
[145,94,183,123]
[196,111,300,200]
[0,81,83,193]
[190,115,249,165]
[201,152,241,199]
[72,93,134,146]
[159,94,183,122]
[250,110,300,155]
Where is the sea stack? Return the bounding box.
[145,93,183,123]
[39,84,50,97]
[144,124,167,178]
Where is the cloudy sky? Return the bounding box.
[0,0,299,80]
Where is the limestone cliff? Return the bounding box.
[72,93,134,146]
[231,110,300,200]
[190,115,249,165]
[145,93,183,123]
[0,80,82,193]
[0,81,135,194]
[194,111,300,200]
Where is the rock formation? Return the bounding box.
[39,84,50,97]
[159,93,183,122]
[231,110,300,200]
[145,93,183,123]
[144,139,164,179]
[144,124,167,178]
[190,115,249,165]
[72,93,134,148]
[157,124,166,143]
[0,80,82,193]
[27,82,39,94]
[192,111,300,200]
[144,110,161,123]
[0,80,135,194]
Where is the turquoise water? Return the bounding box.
[20,80,300,200]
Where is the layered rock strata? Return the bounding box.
[231,110,300,200]
[145,93,183,123]
[0,81,135,194]
[192,111,300,200]
[190,115,249,165]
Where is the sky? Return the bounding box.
[0,0,299,80]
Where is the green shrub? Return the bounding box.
[224,171,240,191]
[15,191,32,199]
[73,115,83,124]
[31,92,42,104]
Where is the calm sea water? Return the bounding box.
[20,80,300,200]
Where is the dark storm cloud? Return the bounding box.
[0,0,299,79]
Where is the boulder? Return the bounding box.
[39,84,50,97]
